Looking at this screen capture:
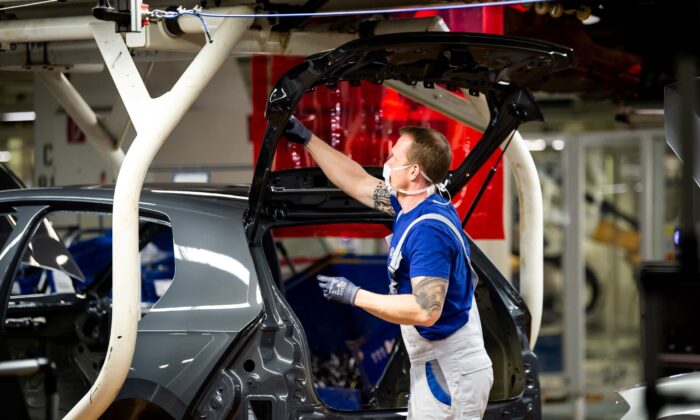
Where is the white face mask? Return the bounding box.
[382,163,436,197]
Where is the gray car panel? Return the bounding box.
[0,182,543,418]
[124,331,240,417]
[0,186,263,414]
[139,201,262,333]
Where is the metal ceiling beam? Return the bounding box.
[0,13,445,50]
[0,16,95,43]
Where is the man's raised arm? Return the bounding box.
[284,116,394,215]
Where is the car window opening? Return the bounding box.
[4,210,175,418]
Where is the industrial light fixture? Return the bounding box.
[582,14,600,25]
[0,112,36,122]
[632,108,664,116]
[615,105,665,125]
[551,139,565,150]
[525,138,547,151]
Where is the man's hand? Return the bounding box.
[284,115,312,145]
[317,275,361,305]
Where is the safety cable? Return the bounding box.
[0,0,58,11]
[192,9,213,43]
[461,129,516,228]
[152,0,550,19]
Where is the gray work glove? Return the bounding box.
[283,115,312,146]
[317,275,360,306]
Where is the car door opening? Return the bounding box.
[258,222,532,411]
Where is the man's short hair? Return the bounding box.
[400,126,452,184]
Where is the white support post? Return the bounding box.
[64,9,253,419]
[506,131,544,348]
[641,133,667,260]
[563,137,586,420]
[38,72,124,180]
[103,62,156,153]
[640,134,656,261]
[388,83,544,349]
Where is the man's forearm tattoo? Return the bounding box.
[373,181,395,216]
[412,276,448,317]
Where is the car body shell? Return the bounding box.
[1,185,538,418]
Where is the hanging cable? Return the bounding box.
[0,0,58,11]
[192,9,213,43]
[461,129,516,228]
[151,0,552,20]
[152,7,214,42]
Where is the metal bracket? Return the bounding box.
[92,0,144,33]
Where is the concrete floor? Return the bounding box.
[539,356,641,419]
[542,398,630,419]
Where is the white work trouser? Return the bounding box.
[401,303,493,419]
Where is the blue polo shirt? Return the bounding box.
[388,193,473,340]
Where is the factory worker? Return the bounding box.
[284,116,493,419]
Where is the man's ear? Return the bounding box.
[409,164,421,181]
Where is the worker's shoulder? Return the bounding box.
[405,217,459,245]
[414,199,461,228]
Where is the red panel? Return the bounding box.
[414,10,438,18]
[442,8,483,32]
[250,8,505,239]
[481,6,504,35]
[67,117,86,144]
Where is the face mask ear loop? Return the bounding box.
[421,168,453,202]
[421,170,448,199]
[437,181,452,201]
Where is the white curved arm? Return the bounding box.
[65,10,252,419]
